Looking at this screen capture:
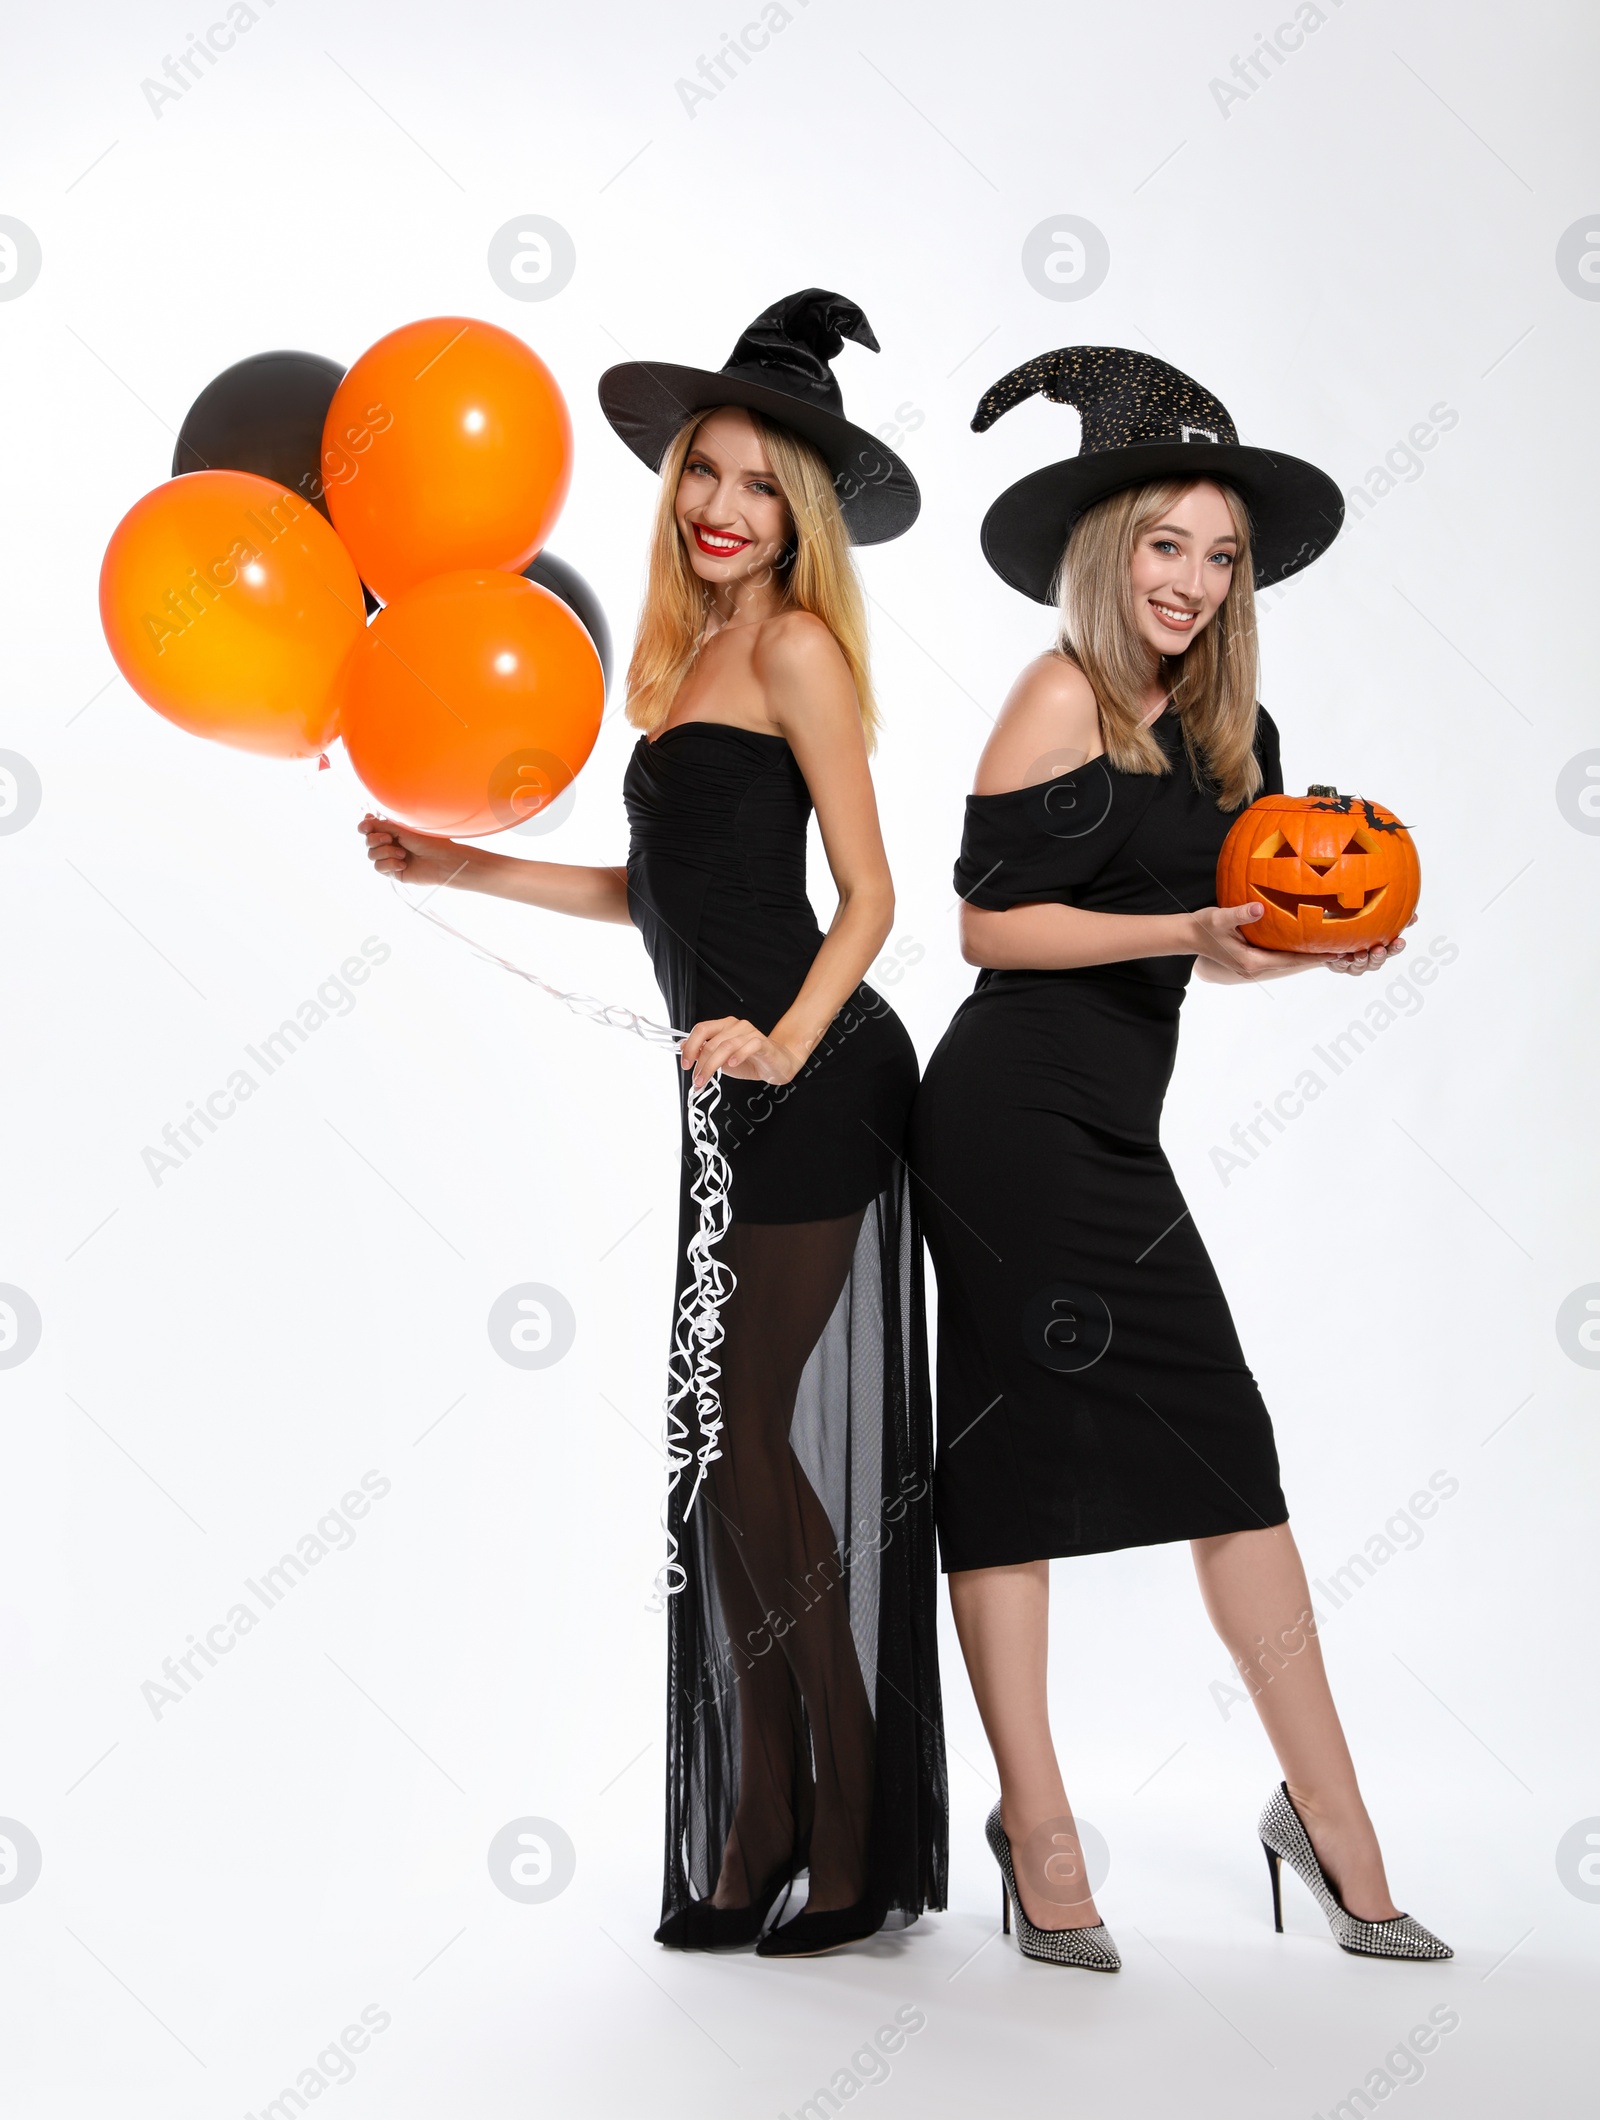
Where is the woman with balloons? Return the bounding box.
[361,293,949,1957]
[101,296,947,1957]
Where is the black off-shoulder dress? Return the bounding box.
[909,705,1290,1571]
[624,721,947,1932]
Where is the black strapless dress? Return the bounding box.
[623,722,947,1931]
[909,706,1291,1570]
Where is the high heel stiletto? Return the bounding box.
[985,1805,1121,1971]
[755,1889,887,1957]
[1258,1782,1452,1961]
[654,1858,799,1950]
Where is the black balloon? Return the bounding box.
[523,549,613,696]
[172,350,346,517]
[174,350,380,615]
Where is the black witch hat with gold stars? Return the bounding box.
[972,347,1343,603]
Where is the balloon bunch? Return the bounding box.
[102,325,735,1603]
[99,321,611,835]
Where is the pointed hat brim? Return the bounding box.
[980,439,1344,603]
[598,360,919,545]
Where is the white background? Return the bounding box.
[3,1,1596,2113]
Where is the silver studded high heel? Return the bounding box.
[985,1804,1121,1971]
[1259,1782,1452,1961]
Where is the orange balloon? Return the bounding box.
[99,471,365,758]
[322,317,573,602]
[339,571,603,837]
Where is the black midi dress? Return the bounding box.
[624,721,948,1930]
[909,704,1291,1571]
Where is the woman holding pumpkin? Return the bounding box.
[909,348,1449,1970]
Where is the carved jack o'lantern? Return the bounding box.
[1216,786,1421,953]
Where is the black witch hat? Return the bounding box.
[972,347,1343,603]
[598,289,919,544]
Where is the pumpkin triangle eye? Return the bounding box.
[1341,836,1366,855]
[1254,829,1291,858]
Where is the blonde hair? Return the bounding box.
[1054,478,1261,810]
[624,408,879,748]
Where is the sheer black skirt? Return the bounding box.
[658,1161,947,1930]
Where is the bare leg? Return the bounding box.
[948,1562,1103,1930]
[1192,1524,1400,1921]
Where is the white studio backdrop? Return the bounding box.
[2,1,1596,2114]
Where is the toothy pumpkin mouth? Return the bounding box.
[1254,885,1388,921]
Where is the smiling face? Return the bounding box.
[1126,480,1240,660]
[672,407,794,592]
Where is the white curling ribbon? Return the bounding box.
[393,885,735,1603]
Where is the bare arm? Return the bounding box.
[958,656,1384,981]
[964,898,1230,970]
[965,887,1301,979]
[358,812,632,924]
[959,653,1227,968]
[680,613,894,1087]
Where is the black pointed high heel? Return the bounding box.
[654,1857,799,1950]
[754,1888,887,1957]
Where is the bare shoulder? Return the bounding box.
[751,606,849,683]
[972,651,1103,796]
[753,608,860,746]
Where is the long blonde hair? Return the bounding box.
[1055,478,1261,809]
[624,408,879,748]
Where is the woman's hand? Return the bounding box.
[1192,905,1419,981]
[1189,903,1317,980]
[680,1017,806,1092]
[1323,914,1418,975]
[358,812,476,890]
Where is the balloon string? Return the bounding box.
[390,882,732,1604]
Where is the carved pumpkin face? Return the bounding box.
[1216,787,1420,953]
